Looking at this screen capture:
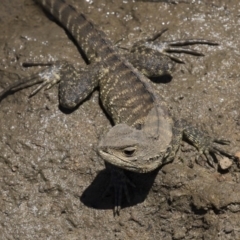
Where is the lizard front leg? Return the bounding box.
[102,163,135,215]
[163,119,238,168]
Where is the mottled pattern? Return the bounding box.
[0,0,236,171]
[0,0,238,214]
[36,0,157,128]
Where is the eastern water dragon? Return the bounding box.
[0,0,237,214]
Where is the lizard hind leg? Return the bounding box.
[0,61,59,101]
[0,61,100,107]
[128,28,219,76]
[21,61,102,109]
[58,63,102,109]
[127,46,176,77]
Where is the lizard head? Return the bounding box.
[98,122,172,173]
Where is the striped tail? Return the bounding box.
[34,0,108,61]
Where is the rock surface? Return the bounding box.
[0,0,240,239]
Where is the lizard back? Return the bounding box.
[36,0,158,128]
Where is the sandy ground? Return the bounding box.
[0,0,240,239]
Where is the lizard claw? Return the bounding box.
[0,73,45,102]
[195,149,217,169]
[0,62,63,101]
[113,174,135,215]
[175,122,238,169]
[103,166,135,215]
[132,29,219,64]
[142,40,218,64]
[195,137,238,169]
[29,64,62,97]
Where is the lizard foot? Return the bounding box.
[103,166,135,215]
[0,71,42,101]
[25,62,64,97]
[0,62,64,101]
[195,138,237,169]
[132,28,218,63]
[183,126,238,169]
[163,120,238,169]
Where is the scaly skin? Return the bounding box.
[0,0,237,214]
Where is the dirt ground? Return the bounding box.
[0,0,240,239]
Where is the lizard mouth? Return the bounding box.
[98,148,163,173]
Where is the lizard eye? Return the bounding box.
[123,147,136,157]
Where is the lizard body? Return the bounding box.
[37,0,157,128]
[0,0,238,213]
[35,0,174,178]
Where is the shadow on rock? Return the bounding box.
[80,167,159,211]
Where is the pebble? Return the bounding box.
[219,157,233,170]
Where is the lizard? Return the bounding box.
[0,0,238,214]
